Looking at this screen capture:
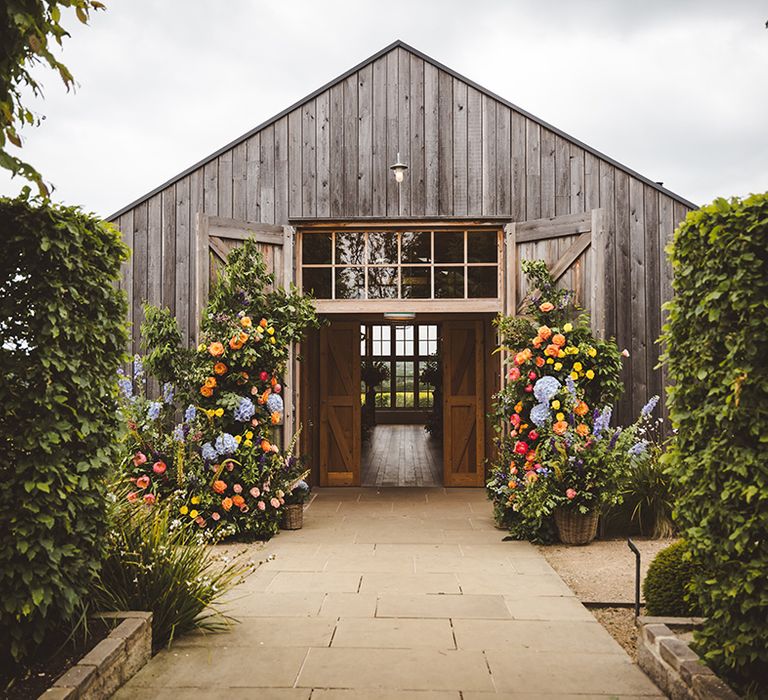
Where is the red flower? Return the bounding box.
[136,475,150,489]
[566,488,577,500]
[528,430,539,441]
[514,441,529,455]
[524,384,534,393]
[528,371,537,380]
[152,460,167,475]
[143,493,156,505]
[259,371,269,382]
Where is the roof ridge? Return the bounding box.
[108,39,695,220]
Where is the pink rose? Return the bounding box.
[528,430,539,441]
[524,384,534,393]
[508,367,521,381]
[270,497,280,508]
[257,501,266,511]
[233,484,243,494]
[273,384,282,394]
[136,475,150,489]
[132,452,147,466]
[143,493,156,505]
[211,512,221,521]
[566,488,577,500]
[514,441,529,455]
[152,460,167,475]
[528,371,537,380]
[127,491,138,502]
[621,349,630,357]
[195,516,206,527]
[279,497,285,505]
[510,414,521,427]
[250,386,259,395]
[250,486,260,498]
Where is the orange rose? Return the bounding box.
[271,411,281,425]
[553,420,569,435]
[535,356,545,368]
[526,472,538,483]
[240,316,252,328]
[204,376,217,389]
[259,318,268,328]
[576,423,590,437]
[574,400,589,416]
[525,451,537,462]
[212,480,227,494]
[531,336,543,349]
[232,494,245,508]
[214,362,227,375]
[514,352,528,366]
[537,325,552,340]
[545,344,560,358]
[552,334,566,347]
[539,302,554,313]
[240,371,249,380]
[221,497,233,511]
[200,385,213,397]
[229,331,249,350]
[261,439,271,452]
[208,341,225,357]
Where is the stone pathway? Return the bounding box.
[115,488,664,699]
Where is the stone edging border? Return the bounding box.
[38,611,152,700]
[636,615,740,700]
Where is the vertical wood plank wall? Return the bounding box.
[112,46,690,423]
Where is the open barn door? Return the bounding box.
[194,214,296,438]
[503,209,608,337]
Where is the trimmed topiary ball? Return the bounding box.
[643,540,701,617]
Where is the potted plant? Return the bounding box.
[281,479,310,530]
[361,360,390,427]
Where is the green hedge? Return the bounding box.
[0,195,129,663]
[643,541,700,617]
[661,192,768,694]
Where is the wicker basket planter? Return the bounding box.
[281,503,304,530]
[554,507,599,545]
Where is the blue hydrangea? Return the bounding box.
[530,401,551,427]
[628,439,648,456]
[233,397,256,422]
[162,383,175,404]
[147,401,162,420]
[640,395,660,418]
[215,432,238,456]
[533,376,560,404]
[201,442,217,462]
[266,393,284,416]
[184,404,196,422]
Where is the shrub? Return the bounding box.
[643,540,700,616]
[661,192,768,693]
[0,195,128,663]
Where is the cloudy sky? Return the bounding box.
[1,0,765,217]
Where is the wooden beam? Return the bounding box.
[550,230,591,282]
[194,212,210,344]
[515,211,592,242]
[590,208,608,338]
[313,299,501,314]
[503,223,517,317]
[208,236,229,262]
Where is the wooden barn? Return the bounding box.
[110,40,695,488]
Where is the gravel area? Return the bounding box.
[540,537,677,662]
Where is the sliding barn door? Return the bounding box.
[443,320,486,487]
[319,322,361,486]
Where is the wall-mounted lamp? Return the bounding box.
[389,152,408,183]
[383,311,415,321]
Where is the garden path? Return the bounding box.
[115,488,663,699]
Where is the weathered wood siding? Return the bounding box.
[112,44,692,424]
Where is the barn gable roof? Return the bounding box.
[109,39,696,220]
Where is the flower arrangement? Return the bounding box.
[487,260,655,543]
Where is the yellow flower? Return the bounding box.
[552,400,561,410]
[244,440,253,448]
[554,362,562,371]
[245,431,253,440]
[189,510,198,519]
[270,337,276,344]
[205,409,215,418]
[556,412,565,421]
[190,496,200,505]
[179,505,188,515]
[573,362,583,372]
[235,435,242,444]
[563,322,573,332]
[558,350,565,358]
[570,346,579,355]
[267,327,275,336]
[198,343,206,352]
[570,371,579,380]
[586,369,595,379]
[588,347,597,357]
[546,358,554,364]
[256,325,264,333]
[214,408,224,417]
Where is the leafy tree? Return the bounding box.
[0,0,104,194]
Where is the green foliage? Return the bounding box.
[643,540,700,617]
[140,304,193,387]
[0,1,104,193]
[622,439,676,539]
[0,194,128,664]
[661,193,768,693]
[93,489,253,648]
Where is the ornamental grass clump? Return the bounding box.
[661,192,768,696]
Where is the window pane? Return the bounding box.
[434,231,464,263]
[302,233,332,264]
[467,231,498,263]
[401,231,431,263]
[367,232,398,264]
[360,325,367,355]
[401,266,430,298]
[335,232,365,265]
[302,267,331,298]
[335,267,365,299]
[434,267,465,298]
[395,325,414,355]
[367,266,398,299]
[468,266,498,298]
[395,361,415,407]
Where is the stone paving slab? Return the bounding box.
[120,487,661,697]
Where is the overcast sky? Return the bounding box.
[1,0,765,217]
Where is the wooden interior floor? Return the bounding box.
[361,424,442,487]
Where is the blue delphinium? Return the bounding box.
[565,375,577,398]
[533,376,560,404]
[147,401,162,420]
[117,368,133,400]
[162,383,175,404]
[133,354,144,380]
[201,442,217,462]
[172,424,185,442]
[184,404,196,422]
[233,397,256,422]
[640,395,660,418]
[593,406,613,439]
[628,439,648,456]
[215,432,238,456]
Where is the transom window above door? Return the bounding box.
[301,228,500,300]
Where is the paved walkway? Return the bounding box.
[116,488,663,699]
